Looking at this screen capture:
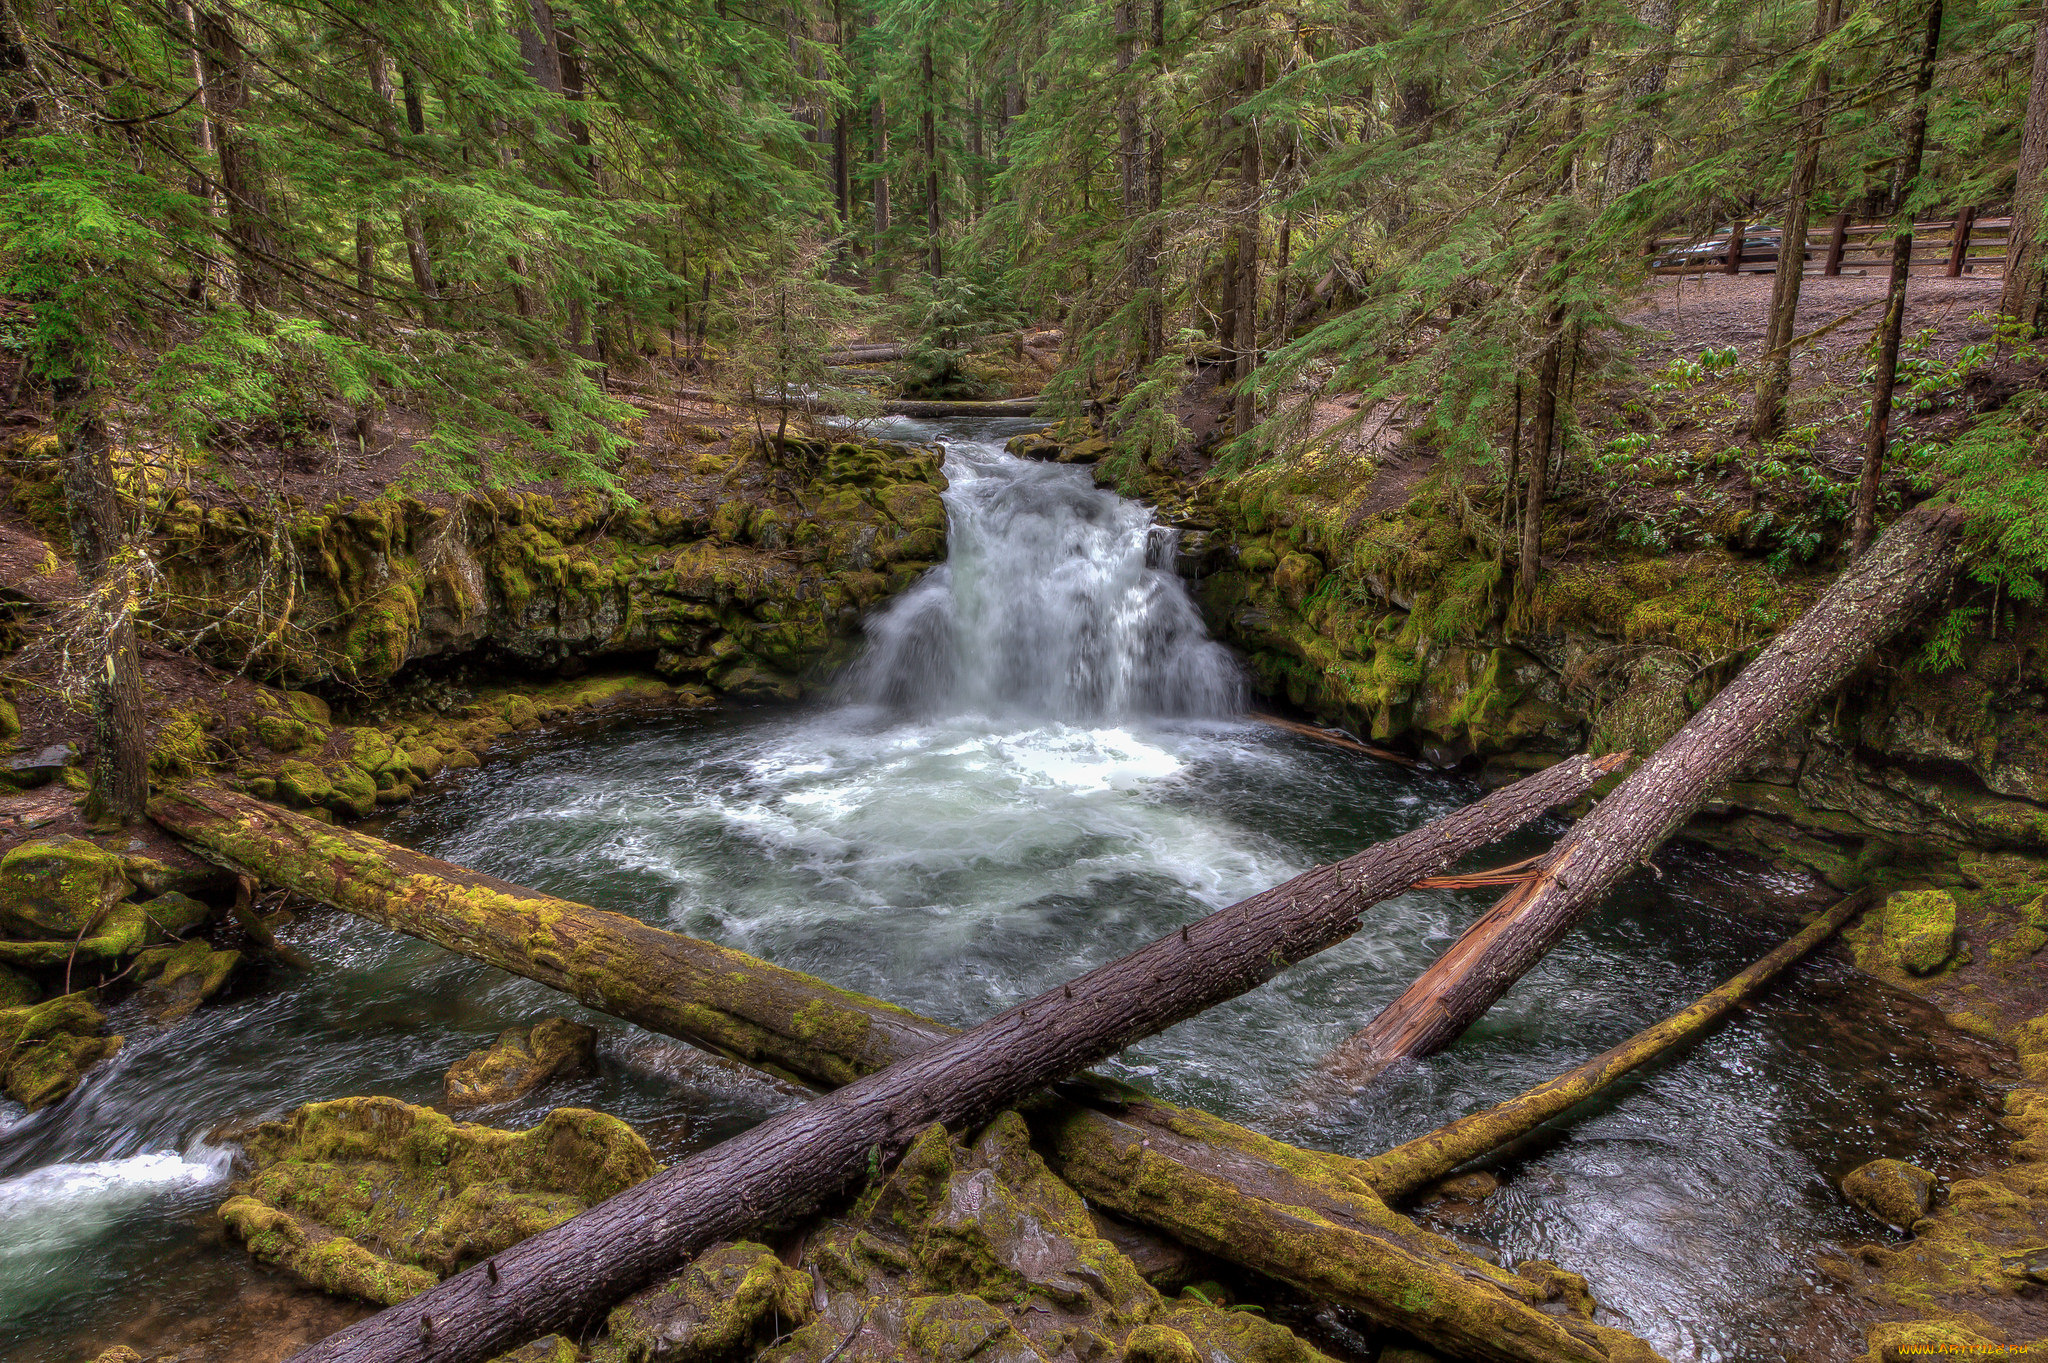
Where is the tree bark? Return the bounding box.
[1142,0,1165,364]
[1850,0,1943,557]
[154,758,1651,1363]
[56,375,148,824]
[366,48,439,316]
[870,93,890,283]
[1322,504,1965,1087]
[1359,890,1871,1201]
[1751,0,1841,441]
[1600,0,1673,200]
[1999,1,2048,326]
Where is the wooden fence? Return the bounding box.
[1647,210,2011,277]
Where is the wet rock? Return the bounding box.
[595,1240,812,1363]
[0,836,132,938]
[220,1095,657,1304]
[1998,1244,2048,1284]
[1514,1260,1596,1319]
[1841,1158,1937,1228]
[90,1349,143,1363]
[444,1017,599,1108]
[0,994,122,1109]
[133,890,214,937]
[6,742,77,787]
[1883,889,1958,975]
[1374,1349,1451,1363]
[0,961,36,1008]
[131,940,243,1021]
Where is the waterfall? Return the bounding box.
[844,424,1244,720]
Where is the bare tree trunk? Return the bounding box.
[1751,0,1842,441]
[1231,47,1263,438]
[870,93,890,282]
[1851,0,1943,557]
[1514,317,1565,617]
[1143,0,1165,363]
[367,49,439,317]
[55,374,148,824]
[1320,504,1965,1088]
[1360,890,1870,1200]
[1600,0,1674,201]
[1116,0,1147,360]
[922,40,942,277]
[158,759,1642,1363]
[194,8,279,306]
[2001,4,2048,327]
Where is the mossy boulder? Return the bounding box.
[596,1240,813,1363]
[491,1338,578,1363]
[444,1017,599,1108]
[131,940,243,1022]
[0,837,133,938]
[222,1095,658,1302]
[1841,1158,1937,1228]
[1884,889,1959,975]
[0,994,123,1110]
[253,713,323,754]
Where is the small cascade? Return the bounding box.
[844,425,1243,720]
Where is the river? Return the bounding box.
[0,417,2013,1363]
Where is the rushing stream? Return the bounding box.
[0,418,2017,1363]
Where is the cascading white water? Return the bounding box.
[844,425,1243,719]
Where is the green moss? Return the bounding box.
[131,940,242,1022]
[1885,889,1959,975]
[0,963,37,1008]
[0,837,134,938]
[597,1241,813,1363]
[0,995,122,1110]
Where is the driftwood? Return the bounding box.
[154,758,1664,1363]
[1320,504,1964,1087]
[1360,889,1870,1201]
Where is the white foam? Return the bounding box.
[0,1143,233,1272]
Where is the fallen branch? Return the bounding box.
[1318,505,1964,1088]
[1360,889,1871,1201]
[1248,711,1419,766]
[156,757,1659,1363]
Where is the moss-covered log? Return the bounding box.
[154,760,1663,1363]
[1324,505,1965,1086]
[1359,890,1871,1201]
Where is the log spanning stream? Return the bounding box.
[0,418,2016,1363]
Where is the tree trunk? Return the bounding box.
[1319,504,1964,1088]
[922,40,941,277]
[1751,0,1841,441]
[2002,1,2048,326]
[1116,0,1149,361]
[1231,48,1263,438]
[870,93,890,282]
[1514,316,1565,617]
[1850,0,1943,557]
[56,374,148,824]
[1600,0,1674,201]
[1143,0,1165,363]
[1359,890,1870,1201]
[154,759,1649,1363]
[367,49,439,317]
[194,8,279,306]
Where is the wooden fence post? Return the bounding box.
[1946,205,1976,277]
[1824,211,1849,275]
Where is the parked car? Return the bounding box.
[1652,226,1813,272]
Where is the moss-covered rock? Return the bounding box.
[0,837,133,938]
[595,1240,813,1363]
[221,1095,657,1302]
[1858,1319,2007,1363]
[0,994,122,1110]
[131,940,243,1022]
[1841,1159,1937,1228]
[1884,889,1959,975]
[490,1338,578,1363]
[444,1017,599,1108]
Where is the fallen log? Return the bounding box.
[1360,889,1871,1201]
[1320,504,1964,1087]
[882,396,1045,417]
[156,758,1662,1363]
[822,344,905,364]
